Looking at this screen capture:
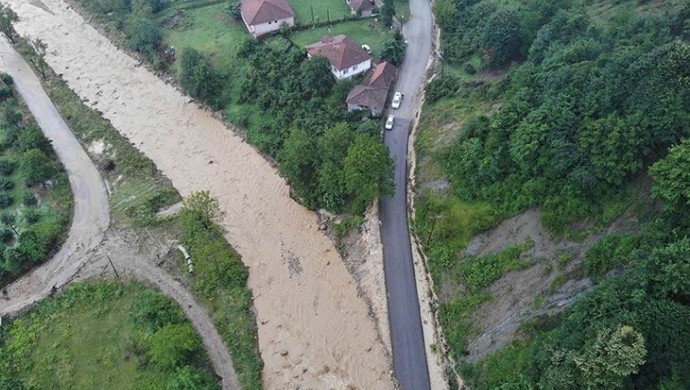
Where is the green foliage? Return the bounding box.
[127,18,162,55]
[343,133,394,214]
[650,139,690,206]
[0,192,11,209]
[433,0,457,31]
[147,324,203,369]
[20,148,57,186]
[381,0,395,27]
[584,234,639,281]
[132,289,187,332]
[425,74,459,103]
[300,56,334,98]
[181,190,223,230]
[0,4,18,43]
[459,241,534,292]
[180,196,262,389]
[179,48,221,106]
[480,9,523,69]
[0,81,70,285]
[379,31,407,66]
[0,282,219,389]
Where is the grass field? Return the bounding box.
[0,282,218,389]
[289,0,350,25]
[161,4,248,74]
[290,19,395,57]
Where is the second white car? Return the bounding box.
[385,115,395,130]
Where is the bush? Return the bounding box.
[0,159,16,176]
[0,177,14,191]
[127,18,162,55]
[0,192,13,208]
[0,227,13,243]
[179,48,221,106]
[23,208,41,224]
[22,192,37,206]
[426,74,459,103]
[464,62,477,74]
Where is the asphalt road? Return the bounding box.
[380,0,434,388]
[0,36,110,316]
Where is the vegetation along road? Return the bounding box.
[380,0,434,387]
[0,36,109,316]
[0,37,241,390]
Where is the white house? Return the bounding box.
[307,35,372,80]
[241,0,295,38]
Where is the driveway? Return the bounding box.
[380,0,434,388]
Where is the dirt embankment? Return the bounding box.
[5,0,394,387]
[463,209,639,362]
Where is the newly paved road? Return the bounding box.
[380,0,434,387]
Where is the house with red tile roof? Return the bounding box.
[241,0,295,38]
[346,0,376,17]
[346,61,397,116]
[307,35,372,80]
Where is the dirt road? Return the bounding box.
[3,1,394,387]
[0,36,110,316]
[0,38,242,389]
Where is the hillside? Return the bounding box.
[417,0,690,388]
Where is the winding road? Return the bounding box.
[0,37,240,390]
[0,36,110,315]
[380,0,434,388]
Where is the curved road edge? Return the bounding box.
[0,36,110,317]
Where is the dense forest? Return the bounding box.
[422,0,690,388]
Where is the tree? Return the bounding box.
[649,139,690,205]
[182,191,223,230]
[127,18,162,55]
[379,32,407,66]
[167,366,217,390]
[300,56,334,98]
[480,9,523,69]
[573,325,646,389]
[23,39,48,79]
[381,0,395,28]
[179,48,221,105]
[343,134,394,214]
[279,128,320,207]
[433,0,457,31]
[0,4,18,43]
[20,148,56,186]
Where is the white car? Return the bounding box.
[391,92,403,109]
[361,44,372,54]
[385,115,395,130]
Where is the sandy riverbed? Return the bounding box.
[3,0,394,387]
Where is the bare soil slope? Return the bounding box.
[4,0,394,387]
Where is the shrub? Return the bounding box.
[0,227,13,243]
[464,62,477,74]
[0,192,13,208]
[426,74,459,103]
[0,159,15,176]
[127,18,162,55]
[22,192,37,206]
[0,177,14,191]
[23,208,41,224]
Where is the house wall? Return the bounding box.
[246,16,295,37]
[333,59,372,79]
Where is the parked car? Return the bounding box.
[361,44,372,54]
[385,115,395,130]
[391,91,403,109]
